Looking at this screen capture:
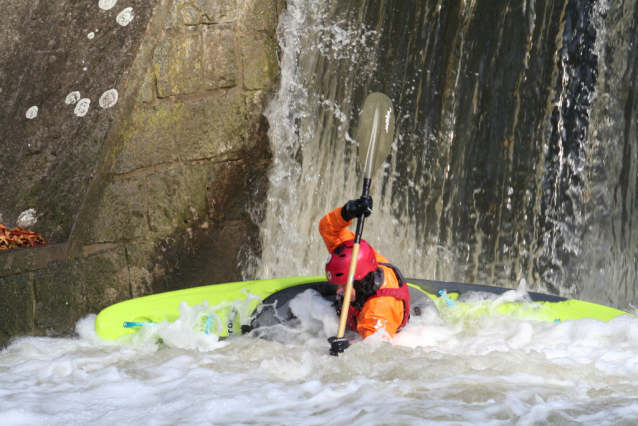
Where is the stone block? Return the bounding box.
[0,273,34,342]
[203,29,239,90]
[240,34,279,90]
[207,159,251,222]
[126,241,158,298]
[151,222,253,293]
[137,67,157,103]
[153,34,204,97]
[34,260,86,331]
[147,164,210,234]
[193,0,236,24]
[239,0,277,32]
[167,0,236,29]
[85,248,130,313]
[114,103,177,174]
[87,177,148,244]
[0,250,34,278]
[172,92,247,161]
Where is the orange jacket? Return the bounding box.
[319,207,405,339]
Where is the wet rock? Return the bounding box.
[85,248,130,313]
[114,103,176,174]
[0,273,34,345]
[87,176,148,244]
[34,260,86,331]
[147,164,210,233]
[239,0,277,32]
[240,34,279,90]
[153,34,204,97]
[172,92,247,161]
[203,29,239,90]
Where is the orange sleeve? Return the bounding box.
[318,207,355,254]
[318,207,388,265]
[355,265,404,339]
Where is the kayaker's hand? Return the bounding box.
[341,196,373,221]
[328,336,350,356]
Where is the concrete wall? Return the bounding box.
[0,0,284,346]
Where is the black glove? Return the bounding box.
[341,196,373,222]
[328,336,350,356]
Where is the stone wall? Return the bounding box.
[0,0,283,346]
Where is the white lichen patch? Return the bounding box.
[98,0,117,11]
[17,209,37,228]
[26,106,38,119]
[65,91,81,105]
[88,32,95,39]
[99,89,118,109]
[0,213,3,223]
[116,7,134,26]
[74,99,91,117]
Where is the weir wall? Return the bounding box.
[0,0,283,346]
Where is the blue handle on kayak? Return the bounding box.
[439,290,455,307]
[205,315,212,334]
[123,322,156,328]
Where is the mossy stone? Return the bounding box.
[172,92,247,161]
[114,103,177,174]
[87,177,148,244]
[147,164,210,234]
[240,34,279,90]
[153,34,204,97]
[203,29,239,90]
[239,0,277,32]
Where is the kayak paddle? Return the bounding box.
[336,92,396,340]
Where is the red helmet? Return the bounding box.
[325,239,378,285]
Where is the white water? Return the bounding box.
[3,292,638,425]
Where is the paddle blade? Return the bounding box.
[358,93,395,179]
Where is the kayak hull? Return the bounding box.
[95,276,631,341]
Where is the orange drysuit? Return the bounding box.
[319,207,406,339]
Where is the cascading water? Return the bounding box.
[258,0,638,310]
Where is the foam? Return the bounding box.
[3,270,638,424]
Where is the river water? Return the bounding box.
[2,290,638,425]
[4,0,638,424]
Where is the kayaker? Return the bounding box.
[320,196,411,355]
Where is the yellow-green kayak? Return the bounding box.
[95,276,631,341]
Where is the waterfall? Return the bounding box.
[257,0,638,310]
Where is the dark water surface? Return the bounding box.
[259,0,638,310]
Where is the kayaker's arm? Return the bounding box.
[320,201,390,263]
[318,207,355,254]
[356,295,403,339]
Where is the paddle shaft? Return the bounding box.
[336,178,371,338]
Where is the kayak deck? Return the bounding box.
[95,276,631,341]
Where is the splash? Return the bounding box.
[3,287,638,424]
[126,291,263,351]
[256,0,382,281]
